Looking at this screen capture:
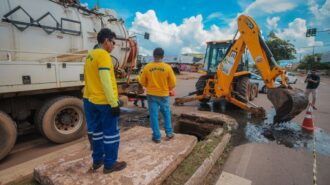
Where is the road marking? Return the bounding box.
[312,111,318,185]
[216,171,252,185]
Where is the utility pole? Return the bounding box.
[310,45,315,71]
[306,28,318,71]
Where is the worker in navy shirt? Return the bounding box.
[304,69,320,110]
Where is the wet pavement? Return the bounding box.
[245,110,330,156]
[198,102,330,157]
[119,107,150,130]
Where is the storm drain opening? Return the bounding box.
[173,113,225,140]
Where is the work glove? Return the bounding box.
[111,106,121,117]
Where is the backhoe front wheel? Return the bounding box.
[0,111,17,160]
[35,96,86,143]
[235,76,250,103]
[195,75,211,103]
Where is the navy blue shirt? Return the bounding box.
[305,74,320,89]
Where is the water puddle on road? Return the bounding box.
[198,103,330,156]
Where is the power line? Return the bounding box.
[298,44,330,49]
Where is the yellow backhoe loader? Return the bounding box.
[174,15,308,123]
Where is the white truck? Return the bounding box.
[0,0,140,160]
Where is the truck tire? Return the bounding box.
[0,111,17,160]
[236,76,250,103]
[195,75,211,103]
[35,96,86,143]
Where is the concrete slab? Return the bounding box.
[34,126,197,185]
[216,171,251,185]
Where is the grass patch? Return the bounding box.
[163,129,225,185]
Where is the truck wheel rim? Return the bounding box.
[53,106,83,135]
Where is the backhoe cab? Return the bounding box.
[175,15,308,123]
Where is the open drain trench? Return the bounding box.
[120,108,225,140]
[173,114,223,140]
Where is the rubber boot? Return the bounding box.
[88,134,93,150]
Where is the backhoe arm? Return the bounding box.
[215,15,308,122]
[236,15,288,88]
[215,14,287,97]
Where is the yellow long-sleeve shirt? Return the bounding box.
[83,48,119,107]
[139,61,176,96]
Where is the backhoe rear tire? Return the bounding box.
[0,111,17,160]
[195,75,211,103]
[236,76,250,103]
[35,96,86,143]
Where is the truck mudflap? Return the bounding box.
[267,87,309,123]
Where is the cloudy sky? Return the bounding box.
[81,0,330,60]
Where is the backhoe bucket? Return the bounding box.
[267,88,308,123]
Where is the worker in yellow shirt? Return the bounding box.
[139,48,176,143]
[83,28,126,174]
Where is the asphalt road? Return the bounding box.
[223,75,330,185]
[172,73,330,185]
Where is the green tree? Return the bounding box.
[298,53,329,70]
[265,31,297,61]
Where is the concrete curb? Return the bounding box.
[185,133,231,185]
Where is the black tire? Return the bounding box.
[195,75,211,103]
[236,76,250,103]
[35,96,86,143]
[0,111,17,160]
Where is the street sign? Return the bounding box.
[144,32,150,40]
[306,28,317,37]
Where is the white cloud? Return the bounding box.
[129,0,327,58]
[129,10,235,56]
[237,0,255,10]
[80,2,88,7]
[244,0,297,17]
[207,12,224,21]
[308,0,330,28]
[266,16,280,30]
[273,18,323,58]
